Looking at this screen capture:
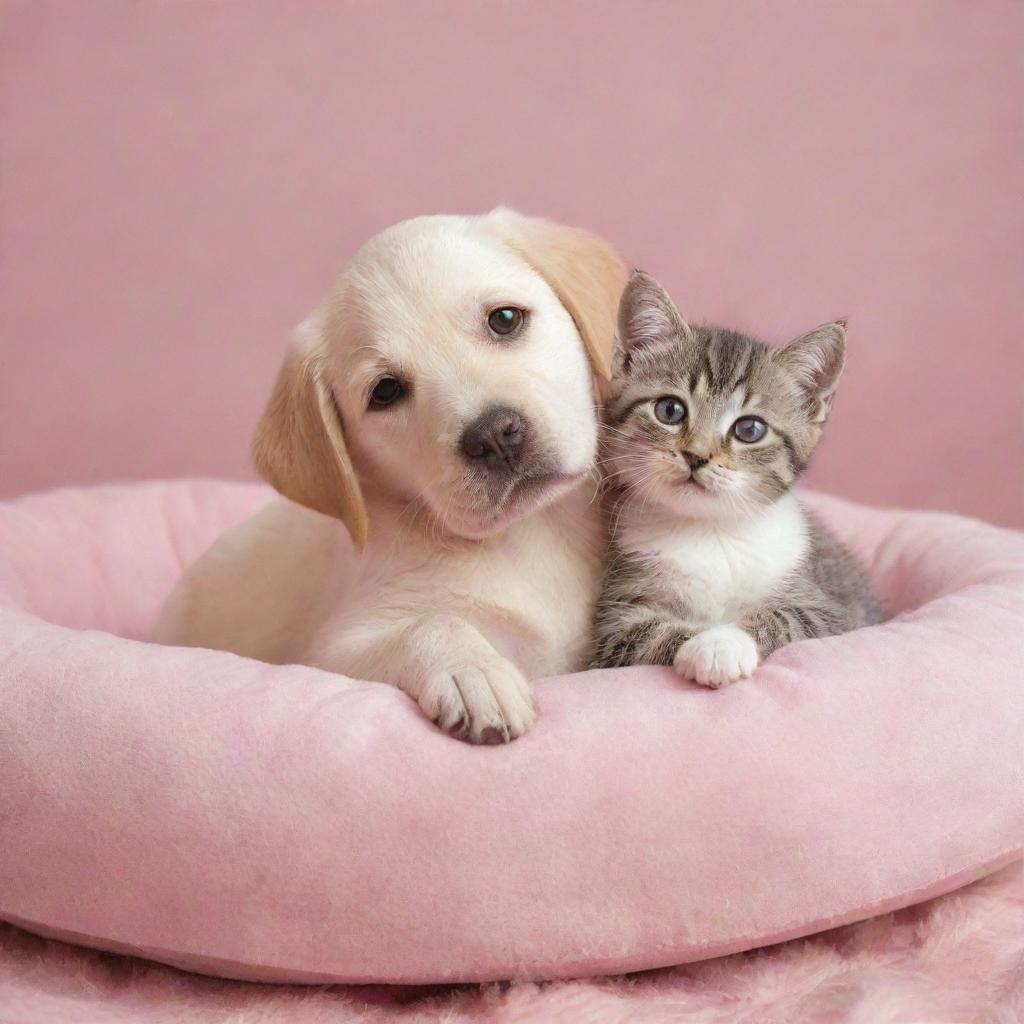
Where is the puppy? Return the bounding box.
[154,209,627,743]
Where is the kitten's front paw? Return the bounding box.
[418,654,536,744]
[674,626,759,688]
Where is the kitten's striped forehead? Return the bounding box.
[637,327,762,391]
[609,326,775,422]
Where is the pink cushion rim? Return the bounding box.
[1,481,1022,985]
[1,850,1020,986]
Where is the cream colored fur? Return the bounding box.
[154,209,626,742]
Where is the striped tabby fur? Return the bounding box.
[590,271,880,684]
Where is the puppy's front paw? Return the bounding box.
[419,654,536,744]
[674,626,759,688]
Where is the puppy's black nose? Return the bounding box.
[460,406,527,469]
[683,452,709,471]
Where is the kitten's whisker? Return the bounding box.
[597,457,652,474]
[598,457,653,472]
[606,469,662,535]
[599,426,640,443]
[597,450,648,462]
[601,465,647,480]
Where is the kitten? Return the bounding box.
[590,271,881,686]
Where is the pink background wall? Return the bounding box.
[2,1,1022,527]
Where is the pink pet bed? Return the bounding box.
[0,481,1021,985]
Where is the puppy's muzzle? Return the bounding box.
[459,405,530,472]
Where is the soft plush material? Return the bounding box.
[0,481,1021,986]
[1,863,1019,1023]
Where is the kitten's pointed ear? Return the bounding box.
[775,319,847,424]
[615,270,693,372]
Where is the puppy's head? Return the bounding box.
[253,209,626,545]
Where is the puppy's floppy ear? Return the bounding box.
[251,313,368,548]
[491,208,627,381]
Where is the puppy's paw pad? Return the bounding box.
[419,681,470,737]
[467,657,536,741]
[674,626,759,688]
[419,657,535,744]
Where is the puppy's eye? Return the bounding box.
[653,396,686,425]
[733,416,767,443]
[368,376,406,409]
[487,306,525,338]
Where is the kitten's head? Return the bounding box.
[603,270,846,520]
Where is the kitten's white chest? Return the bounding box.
[619,495,809,625]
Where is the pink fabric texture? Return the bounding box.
[0,481,1021,986]
[0,864,1018,1023]
[2,1,1022,529]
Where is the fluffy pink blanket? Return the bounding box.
[0,862,1019,1022]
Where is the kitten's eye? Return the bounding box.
[653,396,687,425]
[369,376,406,409]
[487,306,526,338]
[733,416,767,443]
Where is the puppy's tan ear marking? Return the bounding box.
[494,209,628,382]
[252,322,368,548]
